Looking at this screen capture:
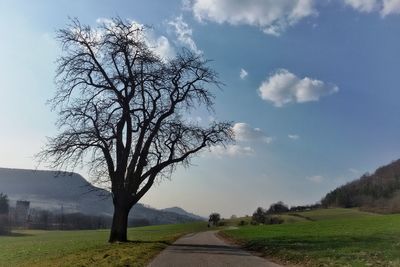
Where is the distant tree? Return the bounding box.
[321,159,400,211]
[252,207,267,224]
[38,18,233,242]
[267,201,289,214]
[0,193,9,215]
[209,213,221,226]
[38,210,51,230]
[0,193,9,234]
[238,220,247,226]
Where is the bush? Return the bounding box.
[252,207,267,224]
[209,212,221,226]
[251,206,285,225]
[238,220,248,226]
[269,216,284,225]
[0,193,9,215]
[250,220,258,225]
[267,201,289,214]
[0,214,9,235]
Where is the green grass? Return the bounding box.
[0,222,208,267]
[288,208,379,221]
[222,209,400,266]
[223,213,308,227]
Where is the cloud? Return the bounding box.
[96,17,176,60]
[240,68,248,80]
[258,69,339,107]
[188,0,317,36]
[343,0,379,12]
[307,175,324,183]
[168,15,202,54]
[210,144,255,157]
[288,134,300,140]
[343,0,400,16]
[233,122,273,143]
[151,36,176,60]
[381,0,400,15]
[207,122,271,158]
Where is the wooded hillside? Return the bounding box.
[321,159,400,213]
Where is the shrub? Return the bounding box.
[252,207,267,224]
[250,220,258,225]
[269,216,284,224]
[0,214,9,235]
[0,193,9,215]
[267,201,289,214]
[238,220,248,226]
[209,212,221,226]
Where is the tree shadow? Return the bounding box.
[0,231,33,237]
[123,240,172,245]
[244,235,389,253]
[168,243,250,256]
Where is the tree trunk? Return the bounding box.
[109,202,130,242]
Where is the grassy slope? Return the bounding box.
[223,209,400,266]
[0,222,207,267]
[223,214,308,226]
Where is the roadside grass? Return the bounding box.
[0,222,207,267]
[223,209,400,266]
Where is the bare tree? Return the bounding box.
[38,18,233,242]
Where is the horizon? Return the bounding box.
[1,0,400,218]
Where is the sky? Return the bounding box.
[1,0,400,217]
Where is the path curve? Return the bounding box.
[147,230,282,267]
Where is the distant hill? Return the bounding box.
[321,159,400,213]
[0,167,203,224]
[162,207,206,221]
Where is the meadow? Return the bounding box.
[0,222,208,267]
[2,208,399,266]
[222,208,400,266]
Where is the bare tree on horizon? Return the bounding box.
[38,17,233,242]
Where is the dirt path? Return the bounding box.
[147,230,282,267]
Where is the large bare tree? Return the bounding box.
[38,18,233,242]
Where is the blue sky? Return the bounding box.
[1,0,400,217]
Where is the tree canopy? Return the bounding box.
[0,193,9,215]
[38,17,233,242]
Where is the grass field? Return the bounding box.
[0,222,208,267]
[222,208,400,266]
[2,208,398,266]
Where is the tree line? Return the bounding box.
[0,193,151,235]
[321,159,400,213]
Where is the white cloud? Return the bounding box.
[210,144,255,157]
[258,69,339,107]
[288,134,300,140]
[168,15,202,54]
[96,18,176,60]
[207,122,271,158]
[240,68,248,80]
[233,122,273,143]
[188,0,317,36]
[307,175,324,183]
[343,0,400,16]
[151,36,176,60]
[381,0,400,15]
[343,0,379,12]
